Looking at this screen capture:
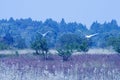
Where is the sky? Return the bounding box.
[0,0,120,27]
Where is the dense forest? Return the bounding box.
[0,18,120,53]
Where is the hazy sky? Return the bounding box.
[0,0,120,27]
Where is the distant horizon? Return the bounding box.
[0,17,119,29]
[0,17,119,28]
[0,0,120,28]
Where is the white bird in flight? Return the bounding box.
[37,31,51,37]
[85,33,98,38]
[77,30,98,39]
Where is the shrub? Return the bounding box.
[57,49,72,61]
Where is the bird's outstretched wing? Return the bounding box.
[42,31,50,37]
[85,33,98,38]
[37,31,51,37]
[77,30,98,38]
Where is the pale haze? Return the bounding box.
[0,0,120,27]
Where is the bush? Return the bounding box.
[57,49,72,61]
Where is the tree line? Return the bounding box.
[0,18,120,60]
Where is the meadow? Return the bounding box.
[0,52,120,80]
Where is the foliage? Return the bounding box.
[0,42,8,50]
[107,36,120,53]
[0,18,120,50]
[58,33,89,52]
[57,33,89,61]
[13,35,27,49]
[57,49,72,61]
[79,39,89,52]
[3,33,14,45]
[31,34,49,59]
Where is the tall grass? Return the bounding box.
[0,54,120,80]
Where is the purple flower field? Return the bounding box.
[0,54,120,80]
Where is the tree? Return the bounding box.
[57,33,89,61]
[13,35,27,49]
[58,33,89,52]
[79,39,89,52]
[31,34,49,60]
[90,21,101,33]
[107,36,120,53]
[0,42,8,50]
[57,33,77,61]
[2,33,14,49]
[40,38,49,59]
[3,33,14,45]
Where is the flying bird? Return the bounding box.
[37,31,51,37]
[85,33,98,39]
[77,30,98,38]
[42,31,50,37]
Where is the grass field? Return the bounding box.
[0,53,120,80]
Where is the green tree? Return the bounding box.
[79,39,89,52]
[31,34,49,60]
[57,33,89,61]
[58,33,89,52]
[3,33,14,46]
[107,36,120,53]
